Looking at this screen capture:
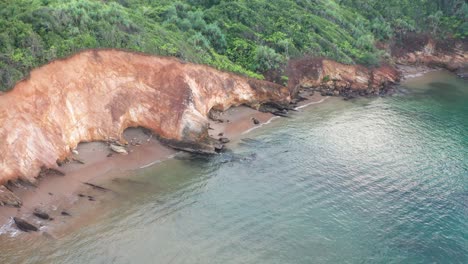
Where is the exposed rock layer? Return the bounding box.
[1,40,466,187]
[394,39,467,72]
[287,58,400,97]
[0,50,290,185]
[287,38,467,98]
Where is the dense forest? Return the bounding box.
[0,0,466,91]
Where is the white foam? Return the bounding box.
[241,96,329,135]
[0,218,20,237]
[138,152,179,169]
[242,116,281,135]
[295,96,329,110]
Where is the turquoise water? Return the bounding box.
[1,71,467,263]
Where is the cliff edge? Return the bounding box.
[0,50,290,185]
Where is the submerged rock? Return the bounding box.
[33,209,51,220]
[13,217,38,232]
[61,211,71,216]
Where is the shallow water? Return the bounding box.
[1,71,467,263]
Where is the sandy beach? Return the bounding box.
[0,93,327,237]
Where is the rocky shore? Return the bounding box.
[0,93,326,237]
[0,37,466,234]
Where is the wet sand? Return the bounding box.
[0,93,326,237]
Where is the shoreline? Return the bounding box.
[0,93,326,237]
[0,67,459,237]
[395,64,441,80]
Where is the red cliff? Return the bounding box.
[287,58,400,97]
[0,50,290,185]
[392,37,468,71]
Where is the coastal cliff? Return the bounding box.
[391,37,467,72]
[0,50,290,185]
[286,38,467,98]
[287,58,400,98]
[0,41,466,195]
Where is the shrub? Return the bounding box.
[254,45,285,72]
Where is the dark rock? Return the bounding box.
[39,167,65,178]
[259,102,289,114]
[214,144,224,153]
[0,185,22,207]
[142,128,153,136]
[13,217,38,232]
[61,211,71,216]
[78,194,85,197]
[272,110,289,117]
[56,158,70,167]
[252,118,260,125]
[218,132,224,136]
[208,109,224,122]
[83,182,110,192]
[219,137,230,144]
[33,209,51,220]
[295,95,308,102]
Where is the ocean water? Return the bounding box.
[1,71,467,263]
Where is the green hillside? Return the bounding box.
[0,0,466,91]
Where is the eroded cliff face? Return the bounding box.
[393,39,468,72]
[287,58,400,98]
[0,50,290,184]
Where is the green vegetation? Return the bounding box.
[0,0,466,91]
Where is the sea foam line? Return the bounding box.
[138,152,179,169]
[242,96,329,135]
[0,218,20,237]
[295,96,329,110]
[242,116,281,135]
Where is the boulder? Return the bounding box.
[33,208,51,220]
[110,144,128,155]
[13,217,38,232]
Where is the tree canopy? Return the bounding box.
[0,0,466,91]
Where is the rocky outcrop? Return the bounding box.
[13,217,38,232]
[287,58,400,98]
[286,37,467,99]
[394,39,468,71]
[0,49,290,185]
[0,186,22,207]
